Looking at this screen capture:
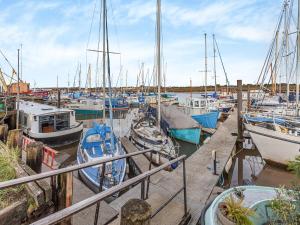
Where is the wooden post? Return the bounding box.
[237,80,243,149]
[121,199,151,225]
[238,154,244,186]
[0,124,8,142]
[56,172,73,225]
[26,142,43,174]
[6,129,22,151]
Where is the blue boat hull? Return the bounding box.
[169,128,201,145]
[192,111,219,129]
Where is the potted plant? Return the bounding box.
[217,194,255,225]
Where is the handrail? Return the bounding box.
[0,149,153,189]
[31,155,186,225]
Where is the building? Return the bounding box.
[8,82,30,94]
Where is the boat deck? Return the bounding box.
[108,110,238,224]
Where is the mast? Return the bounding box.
[102,0,106,121]
[16,49,20,129]
[204,33,208,99]
[284,2,289,104]
[156,0,161,129]
[79,63,81,90]
[213,34,217,94]
[296,0,300,115]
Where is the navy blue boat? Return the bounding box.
[105,97,129,111]
[77,123,126,192]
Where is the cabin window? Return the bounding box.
[200,101,206,107]
[190,101,193,107]
[39,115,55,133]
[194,101,199,107]
[55,113,70,131]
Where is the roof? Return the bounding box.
[19,100,73,116]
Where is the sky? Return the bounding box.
[0,0,284,88]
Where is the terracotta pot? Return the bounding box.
[217,202,236,225]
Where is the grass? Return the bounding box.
[0,147,25,209]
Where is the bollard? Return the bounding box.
[26,142,43,173]
[121,199,151,225]
[6,129,22,152]
[0,124,8,142]
[212,150,217,175]
[56,172,73,225]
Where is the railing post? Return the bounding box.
[141,179,145,200]
[146,151,153,199]
[94,162,106,225]
[182,158,187,215]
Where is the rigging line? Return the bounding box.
[86,0,97,76]
[214,37,229,87]
[0,49,16,73]
[256,2,286,85]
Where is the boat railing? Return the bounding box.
[0,149,188,225]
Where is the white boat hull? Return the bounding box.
[245,124,300,166]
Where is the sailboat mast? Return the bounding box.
[296,0,300,114]
[213,34,217,94]
[156,0,161,129]
[102,0,106,121]
[284,2,289,104]
[204,33,208,98]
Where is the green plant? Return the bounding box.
[0,147,24,209]
[220,194,255,225]
[270,187,300,225]
[288,155,300,179]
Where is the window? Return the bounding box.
[194,101,199,107]
[190,101,193,107]
[39,115,55,133]
[55,113,70,131]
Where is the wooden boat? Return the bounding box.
[19,100,83,147]
[130,115,178,160]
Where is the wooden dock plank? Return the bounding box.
[109,111,237,225]
[72,172,119,225]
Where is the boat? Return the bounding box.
[19,100,83,147]
[200,185,300,225]
[65,98,104,117]
[180,97,220,129]
[129,0,179,164]
[77,123,126,192]
[244,121,300,166]
[77,0,126,192]
[149,105,201,145]
[105,97,129,111]
[130,115,178,159]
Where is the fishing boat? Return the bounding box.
[181,97,219,129]
[200,186,300,225]
[77,123,126,192]
[19,100,83,147]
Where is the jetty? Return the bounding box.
[109,110,238,224]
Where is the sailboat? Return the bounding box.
[130,0,178,162]
[244,0,300,166]
[77,0,126,192]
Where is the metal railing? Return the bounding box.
[0,148,188,225]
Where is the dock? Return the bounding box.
[109,110,238,224]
